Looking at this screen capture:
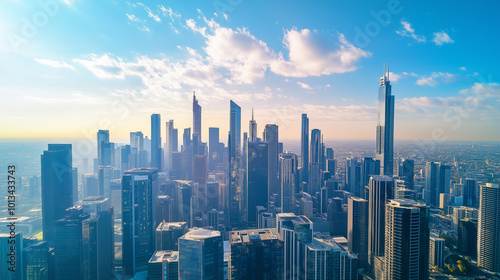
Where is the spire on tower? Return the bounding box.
[252,107,254,121]
[387,66,390,81]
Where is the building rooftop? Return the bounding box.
[371,175,393,182]
[149,250,179,263]
[156,222,187,231]
[229,228,281,244]
[181,228,220,240]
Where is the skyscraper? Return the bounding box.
[23,241,48,280]
[178,228,224,280]
[246,141,268,224]
[165,120,175,171]
[155,222,188,251]
[362,157,380,195]
[228,100,241,227]
[478,183,500,272]
[301,114,309,185]
[209,127,221,171]
[276,213,313,279]
[425,162,451,207]
[229,228,284,279]
[53,206,92,280]
[368,175,394,265]
[1,232,23,280]
[375,65,394,177]
[280,152,298,214]
[384,200,429,280]
[122,168,158,278]
[424,161,440,206]
[193,92,202,155]
[264,124,279,198]
[348,197,369,268]
[463,178,478,207]
[41,144,73,247]
[151,114,162,171]
[398,158,414,189]
[309,128,322,195]
[249,108,257,142]
[97,130,109,166]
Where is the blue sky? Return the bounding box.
[1,0,499,142]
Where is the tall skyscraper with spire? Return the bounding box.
[249,108,257,142]
[375,64,395,177]
[228,100,241,227]
[192,92,202,155]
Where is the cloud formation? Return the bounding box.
[396,21,426,43]
[34,58,75,70]
[432,31,454,45]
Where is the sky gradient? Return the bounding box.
[1,0,499,142]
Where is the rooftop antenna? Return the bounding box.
[252,107,254,121]
[387,66,390,81]
[384,62,386,77]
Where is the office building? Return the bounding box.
[122,168,158,278]
[478,183,500,272]
[41,144,73,247]
[229,228,284,279]
[228,100,241,227]
[155,222,188,251]
[264,124,279,199]
[309,129,322,195]
[368,175,394,265]
[165,120,175,171]
[246,141,268,224]
[1,232,23,280]
[347,197,368,268]
[192,92,202,155]
[463,178,478,207]
[362,157,380,193]
[384,200,430,280]
[148,251,179,280]
[276,213,313,279]
[301,114,309,185]
[375,65,394,177]
[178,228,224,280]
[151,113,162,171]
[97,130,110,166]
[398,158,414,189]
[53,206,92,280]
[430,236,444,269]
[458,218,477,257]
[23,241,49,280]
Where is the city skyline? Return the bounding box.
[2,1,500,279]
[1,1,500,140]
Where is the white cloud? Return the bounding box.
[186,19,207,36]
[387,72,405,82]
[138,3,161,22]
[432,31,454,45]
[158,5,181,21]
[204,27,274,84]
[416,72,458,86]
[270,29,371,77]
[396,21,426,43]
[223,13,229,21]
[459,83,500,98]
[126,13,142,22]
[297,82,312,89]
[459,67,466,71]
[34,58,75,70]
